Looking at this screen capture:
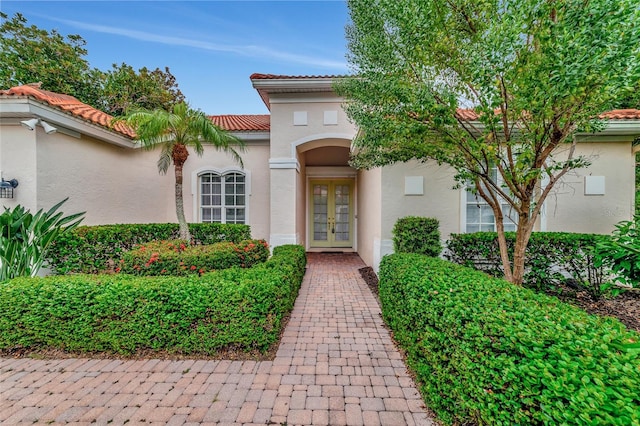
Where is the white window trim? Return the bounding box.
[459,177,550,233]
[191,166,251,224]
[459,178,518,233]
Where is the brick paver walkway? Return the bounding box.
[0,253,435,425]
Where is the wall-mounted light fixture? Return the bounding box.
[20,118,57,134]
[0,178,18,199]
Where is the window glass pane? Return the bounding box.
[466,205,480,223]
[226,208,236,222]
[466,190,479,202]
[201,171,246,224]
[480,205,495,223]
[465,168,520,233]
[480,223,496,232]
[466,224,480,233]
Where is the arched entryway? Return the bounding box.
[295,138,356,251]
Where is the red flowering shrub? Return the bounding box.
[120,239,269,276]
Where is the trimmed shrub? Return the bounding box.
[446,232,612,298]
[0,245,306,355]
[46,222,251,274]
[120,239,269,276]
[392,216,441,257]
[379,253,640,425]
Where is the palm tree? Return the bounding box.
[118,102,244,241]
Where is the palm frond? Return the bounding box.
[157,144,173,174]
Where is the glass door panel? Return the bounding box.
[310,180,353,248]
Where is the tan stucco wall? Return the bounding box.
[184,142,271,240]
[1,125,38,210]
[379,141,635,248]
[296,163,306,247]
[356,167,382,268]
[381,160,461,244]
[544,141,634,233]
[1,124,172,224]
[269,93,357,158]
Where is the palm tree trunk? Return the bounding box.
[172,144,191,242]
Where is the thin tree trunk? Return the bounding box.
[172,144,191,242]
[495,211,514,283]
[512,216,535,286]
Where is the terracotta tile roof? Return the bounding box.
[599,109,640,119]
[209,114,270,131]
[250,73,345,80]
[455,109,480,120]
[457,108,640,120]
[0,84,135,138]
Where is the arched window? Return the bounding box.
[199,171,246,224]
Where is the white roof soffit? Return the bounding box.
[0,97,137,148]
[251,76,337,92]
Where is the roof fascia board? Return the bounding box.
[252,77,336,92]
[229,131,270,142]
[269,94,343,104]
[251,77,338,110]
[0,97,136,148]
[466,119,640,140]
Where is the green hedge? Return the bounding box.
[46,223,251,274]
[379,253,640,425]
[446,232,611,297]
[392,216,441,257]
[120,239,269,276]
[0,245,306,356]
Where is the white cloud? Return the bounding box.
[56,18,348,70]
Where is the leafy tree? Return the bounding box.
[337,0,640,284]
[0,13,184,117]
[116,103,245,241]
[0,12,101,106]
[98,63,185,116]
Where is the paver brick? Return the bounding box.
[0,254,435,426]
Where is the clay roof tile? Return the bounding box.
[0,84,135,138]
[209,114,270,131]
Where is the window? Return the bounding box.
[200,172,246,224]
[465,169,517,232]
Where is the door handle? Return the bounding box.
[330,217,335,234]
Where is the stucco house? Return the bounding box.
[1,75,639,270]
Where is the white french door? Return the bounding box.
[309,180,354,248]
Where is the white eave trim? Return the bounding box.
[0,97,136,148]
[251,77,338,93]
[228,130,270,141]
[465,118,640,140]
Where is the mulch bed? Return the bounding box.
[548,285,640,333]
[359,266,379,297]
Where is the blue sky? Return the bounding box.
[2,1,351,114]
